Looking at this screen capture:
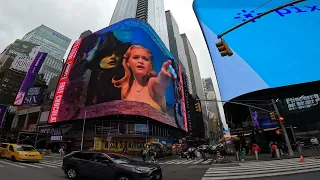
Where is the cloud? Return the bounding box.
[0,0,215,79]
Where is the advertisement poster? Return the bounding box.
[193,0,320,101]
[5,39,40,57]
[48,19,186,130]
[21,87,45,106]
[14,52,48,105]
[10,55,34,72]
[0,105,7,128]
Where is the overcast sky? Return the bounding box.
[0,0,227,127]
[0,0,217,78]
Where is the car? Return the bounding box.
[0,143,9,157]
[62,151,162,180]
[1,143,42,162]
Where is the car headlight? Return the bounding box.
[133,167,151,173]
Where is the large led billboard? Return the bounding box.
[48,19,187,131]
[193,0,320,101]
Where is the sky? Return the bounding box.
[0,0,226,126]
[0,0,216,78]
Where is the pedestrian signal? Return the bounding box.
[216,39,233,57]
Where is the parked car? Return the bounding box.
[62,151,162,180]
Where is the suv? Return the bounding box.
[62,151,162,180]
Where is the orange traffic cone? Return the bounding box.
[299,155,304,162]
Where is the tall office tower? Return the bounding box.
[181,33,209,137]
[202,77,221,137]
[22,25,71,84]
[22,25,71,59]
[165,10,193,94]
[110,0,169,48]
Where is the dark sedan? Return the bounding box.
[62,151,162,180]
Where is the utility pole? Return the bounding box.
[271,99,294,156]
[217,0,306,39]
[80,111,87,151]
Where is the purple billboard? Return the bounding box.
[14,52,47,105]
[0,105,7,128]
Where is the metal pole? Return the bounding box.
[80,111,87,151]
[217,0,306,38]
[271,99,294,156]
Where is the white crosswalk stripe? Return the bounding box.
[159,159,213,165]
[0,159,62,169]
[202,158,320,180]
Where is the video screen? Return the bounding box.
[48,19,187,131]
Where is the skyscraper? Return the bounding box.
[165,10,193,94]
[110,0,169,48]
[181,33,209,137]
[22,25,71,59]
[22,25,71,84]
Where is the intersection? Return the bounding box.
[1,156,320,180]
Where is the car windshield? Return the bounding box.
[15,145,37,151]
[107,154,135,164]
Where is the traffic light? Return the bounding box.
[195,103,201,112]
[269,112,276,120]
[278,116,284,121]
[216,39,233,57]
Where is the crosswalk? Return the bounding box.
[159,158,214,165]
[202,158,320,180]
[0,159,62,169]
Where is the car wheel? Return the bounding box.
[11,156,16,161]
[116,174,132,180]
[66,167,78,179]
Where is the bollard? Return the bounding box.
[275,148,281,159]
[235,151,240,161]
[254,151,259,161]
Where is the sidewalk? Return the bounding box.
[228,148,320,162]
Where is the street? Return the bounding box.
[1,155,320,180]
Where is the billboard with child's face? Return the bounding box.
[48,19,186,131]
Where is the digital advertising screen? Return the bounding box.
[14,52,47,105]
[193,0,320,102]
[48,19,186,131]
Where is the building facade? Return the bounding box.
[21,25,70,83]
[165,10,193,94]
[22,25,71,59]
[181,33,209,137]
[110,0,169,48]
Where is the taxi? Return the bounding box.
[1,143,42,162]
[0,142,9,156]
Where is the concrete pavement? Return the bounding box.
[1,156,320,180]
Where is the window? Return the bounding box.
[73,152,95,160]
[15,145,36,152]
[0,144,8,148]
[9,145,14,152]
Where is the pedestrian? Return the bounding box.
[149,149,156,163]
[271,143,277,158]
[59,146,65,159]
[141,149,147,162]
[240,147,246,161]
[200,149,207,161]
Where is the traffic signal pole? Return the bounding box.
[217,0,306,39]
[271,99,294,156]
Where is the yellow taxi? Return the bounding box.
[1,143,42,162]
[0,143,9,156]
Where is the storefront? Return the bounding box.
[37,116,182,152]
[37,124,74,153]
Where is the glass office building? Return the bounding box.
[110,0,169,48]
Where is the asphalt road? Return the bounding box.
[0,156,320,180]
